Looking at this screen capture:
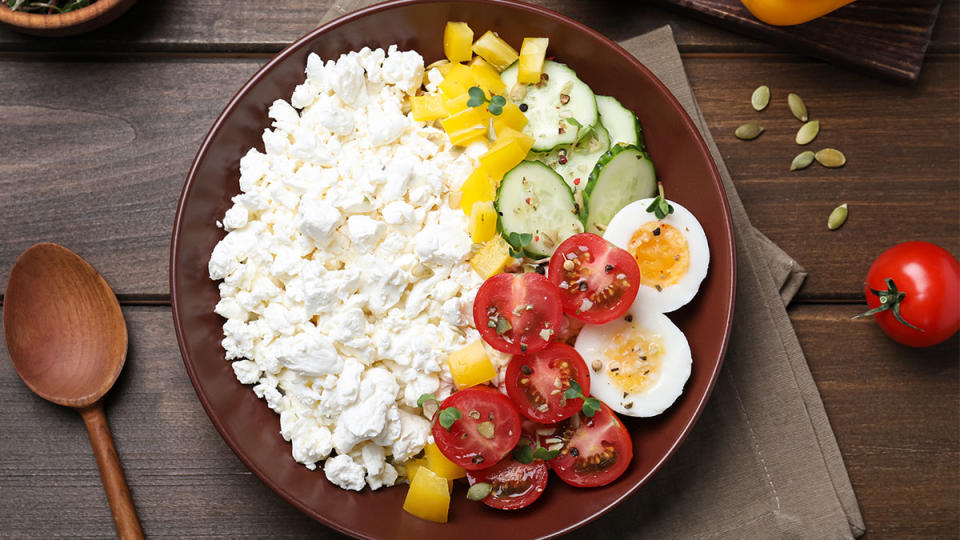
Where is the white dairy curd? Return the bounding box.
[208,45,485,491]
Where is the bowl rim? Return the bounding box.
[170,1,736,537]
[0,0,129,29]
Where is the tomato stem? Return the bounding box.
[853,278,923,331]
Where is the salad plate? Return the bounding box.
[170,1,735,538]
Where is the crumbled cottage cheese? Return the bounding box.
[208,45,486,491]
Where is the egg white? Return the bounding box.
[574,305,691,417]
[603,198,709,313]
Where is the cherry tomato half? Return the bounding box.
[550,403,633,488]
[505,343,591,424]
[474,272,564,354]
[466,455,549,510]
[861,241,960,347]
[548,233,642,324]
[431,386,523,471]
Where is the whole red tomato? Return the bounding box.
[857,241,959,347]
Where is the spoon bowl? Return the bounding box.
[4,243,143,539]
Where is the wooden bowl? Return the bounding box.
[0,0,135,37]
[171,1,736,538]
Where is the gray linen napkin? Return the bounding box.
[317,5,864,538]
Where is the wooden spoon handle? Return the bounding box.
[79,402,144,540]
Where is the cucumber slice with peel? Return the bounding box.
[496,161,584,258]
[582,144,657,234]
[597,95,645,149]
[534,124,610,193]
[500,60,599,152]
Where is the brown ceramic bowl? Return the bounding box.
[0,0,135,37]
[171,1,736,538]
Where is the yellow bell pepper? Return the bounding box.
[403,467,451,523]
[470,235,512,279]
[459,169,496,215]
[479,139,527,182]
[446,126,487,147]
[492,101,528,134]
[441,106,490,146]
[424,442,468,480]
[470,57,507,97]
[405,458,454,490]
[444,93,471,115]
[410,95,446,122]
[472,30,519,72]
[443,22,474,63]
[490,126,534,155]
[469,201,498,243]
[439,63,477,99]
[740,0,855,26]
[517,37,549,84]
[446,340,498,389]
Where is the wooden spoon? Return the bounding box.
[3,243,143,539]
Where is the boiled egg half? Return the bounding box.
[603,198,709,313]
[574,304,691,417]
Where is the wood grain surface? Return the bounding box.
[651,0,943,83]
[0,0,957,537]
[0,307,955,538]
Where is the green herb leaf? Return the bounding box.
[575,123,595,144]
[466,482,494,501]
[466,86,487,108]
[495,315,512,335]
[564,379,583,400]
[582,397,602,418]
[438,407,462,430]
[512,444,534,464]
[645,181,674,220]
[488,95,506,116]
[565,117,582,129]
[533,447,560,460]
[416,393,436,408]
[508,248,524,258]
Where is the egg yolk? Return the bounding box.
[603,328,664,396]
[627,222,689,290]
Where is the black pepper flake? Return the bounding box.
[605,264,614,273]
[521,344,528,353]
[578,281,588,291]
[472,455,485,464]
[519,103,529,112]
[570,447,580,457]
[488,412,495,421]
[653,227,661,236]
[625,315,633,322]
[535,262,548,275]
[521,365,532,375]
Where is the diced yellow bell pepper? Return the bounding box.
[517,37,549,84]
[424,442,468,479]
[470,57,506,97]
[411,95,447,122]
[443,22,474,63]
[470,235,512,279]
[440,104,488,134]
[403,467,451,523]
[469,201,498,243]
[473,31,520,72]
[444,93,471,115]
[447,126,487,147]
[446,341,498,389]
[490,126,535,155]
[405,458,454,491]
[459,169,496,215]
[492,101,528,134]
[479,139,527,181]
[439,63,477,99]
[437,61,455,77]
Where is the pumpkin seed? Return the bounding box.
[795,120,820,145]
[788,93,808,122]
[790,151,815,171]
[467,482,493,501]
[828,203,848,230]
[751,85,770,111]
[735,123,764,140]
[477,421,496,439]
[815,148,847,168]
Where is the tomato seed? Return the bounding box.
[520,365,532,375]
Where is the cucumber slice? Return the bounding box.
[597,95,645,149]
[534,124,610,193]
[496,161,584,258]
[501,60,599,152]
[582,144,657,234]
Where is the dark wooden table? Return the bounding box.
[0,1,957,537]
